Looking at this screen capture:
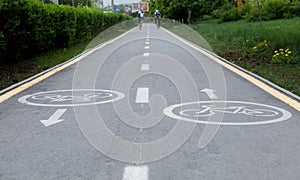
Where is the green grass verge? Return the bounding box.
[163,18,300,96]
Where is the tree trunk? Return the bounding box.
[256,0,262,29]
[187,7,192,24]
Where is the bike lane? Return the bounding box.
[0,23,300,179]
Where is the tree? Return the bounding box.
[153,0,226,23]
[59,0,92,6]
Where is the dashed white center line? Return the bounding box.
[145,42,150,45]
[143,53,150,57]
[122,166,149,180]
[135,87,149,103]
[144,46,150,49]
[141,64,150,71]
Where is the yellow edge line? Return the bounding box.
[0,27,135,103]
[164,28,300,112]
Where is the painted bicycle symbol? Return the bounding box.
[31,92,113,102]
[164,101,292,125]
[18,89,125,107]
[179,105,279,118]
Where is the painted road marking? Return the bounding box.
[141,64,150,71]
[135,87,149,103]
[200,88,218,99]
[144,46,150,49]
[164,101,292,126]
[122,165,149,180]
[18,89,125,107]
[143,53,150,57]
[145,42,150,45]
[40,109,67,127]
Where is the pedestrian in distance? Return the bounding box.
[138,9,144,29]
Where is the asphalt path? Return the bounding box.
[1,23,300,179]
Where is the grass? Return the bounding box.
[163,18,300,96]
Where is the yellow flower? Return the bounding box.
[285,54,289,57]
[273,55,277,58]
[279,48,284,51]
[253,46,257,49]
[288,51,292,54]
[274,50,278,53]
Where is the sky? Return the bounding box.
[103,0,140,6]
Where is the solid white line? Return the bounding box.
[141,64,150,71]
[143,53,150,57]
[122,166,149,180]
[135,87,149,103]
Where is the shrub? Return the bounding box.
[261,0,289,20]
[220,7,242,22]
[0,0,131,64]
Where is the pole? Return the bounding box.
[111,0,114,12]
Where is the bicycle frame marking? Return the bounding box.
[164,101,292,126]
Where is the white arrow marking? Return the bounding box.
[200,88,218,99]
[122,165,149,180]
[40,109,66,127]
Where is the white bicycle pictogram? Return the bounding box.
[179,105,279,118]
[164,101,292,126]
[18,89,124,107]
[31,92,113,102]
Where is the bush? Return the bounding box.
[0,0,131,64]
[285,1,300,18]
[220,7,242,22]
[262,0,289,20]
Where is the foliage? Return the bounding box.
[151,0,226,23]
[0,0,131,64]
[150,0,300,23]
[261,0,289,20]
[220,7,242,22]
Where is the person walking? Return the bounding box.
[138,9,144,29]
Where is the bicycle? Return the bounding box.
[155,16,161,30]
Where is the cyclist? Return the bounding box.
[137,9,144,29]
[154,10,161,29]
